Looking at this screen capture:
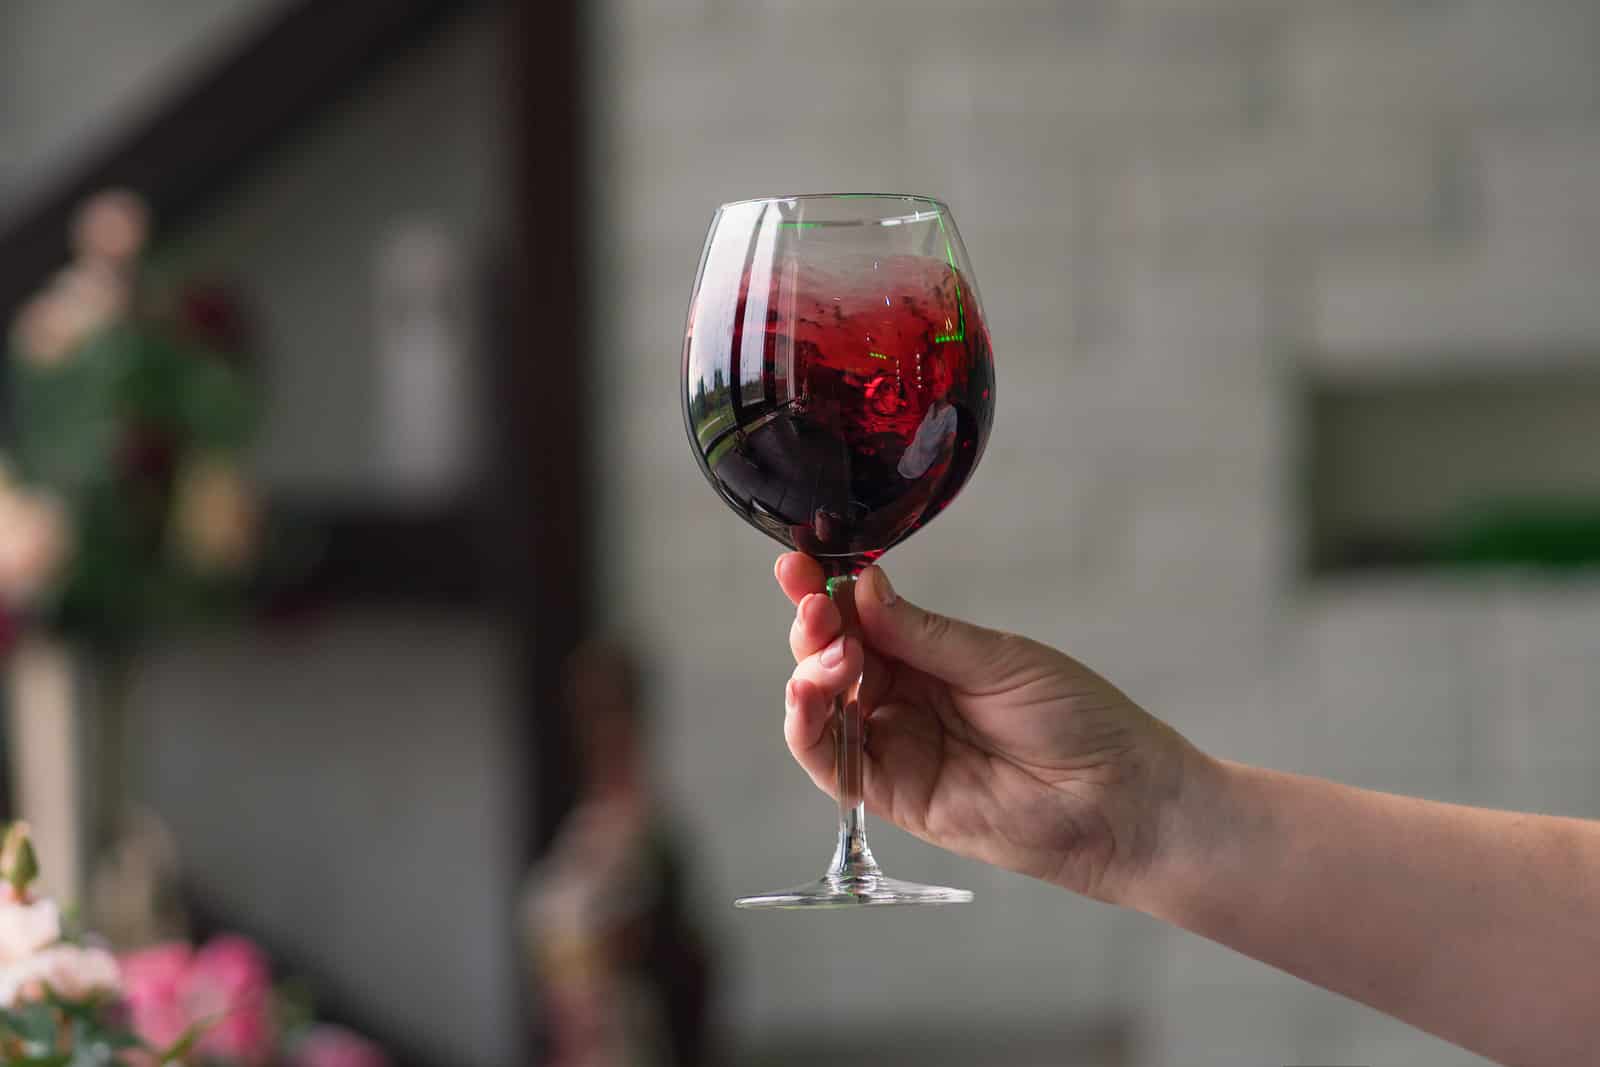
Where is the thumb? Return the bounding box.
[853,565,1011,689]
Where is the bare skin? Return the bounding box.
[776,553,1600,1067]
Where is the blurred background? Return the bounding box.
[2,1,1599,1065]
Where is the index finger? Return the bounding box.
[774,552,826,605]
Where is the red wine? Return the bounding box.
[684,254,995,576]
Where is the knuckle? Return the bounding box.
[991,628,1026,657]
[989,628,1038,670]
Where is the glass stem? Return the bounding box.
[825,575,879,882]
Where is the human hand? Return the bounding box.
[776,553,1197,904]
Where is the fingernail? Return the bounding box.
[784,679,797,712]
[801,593,825,623]
[869,566,896,606]
[819,635,847,668]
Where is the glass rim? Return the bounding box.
[716,192,951,212]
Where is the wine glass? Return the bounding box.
[682,193,996,908]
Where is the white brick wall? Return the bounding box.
[1483,585,1600,776]
[1475,125,1600,257]
[1122,126,1443,249]
[1310,246,1600,360]
[1301,582,1490,779]
[1139,930,1330,1067]
[1283,3,1600,124]
[590,1,1600,1061]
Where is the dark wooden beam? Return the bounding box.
[502,0,590,861]
[254,497,498,614]
[495,2,589,1057]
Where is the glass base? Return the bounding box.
[735,872,973,909]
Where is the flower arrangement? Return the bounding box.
[1,189,260,656]
[0,822,386,1067]
[2,190,265,925]
[0,820,168,1065]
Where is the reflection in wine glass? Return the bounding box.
[897,365,958,481]
[811,507,843,551]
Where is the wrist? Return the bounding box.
[1111,737,1240,920]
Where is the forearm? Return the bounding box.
[1130,753,1600,1066]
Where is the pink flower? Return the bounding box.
[120,943,196,1052]
[290,1025,390,1067]
[122,936,277,1064]
[0,895,60,966]
[0,944,121,1007]
[187,936,277,1065]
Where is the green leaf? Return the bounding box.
[154,1019,208,1065]
[47,990,105,1022]
[11,323,133,492]
[94,1026,144,1051]
[0,823,40,895]
[54,904,85,947]
[58,1019,116,1067]
[175,352,256,451]
[0,1001,58,1045]
[2,1054,71,1066]
[5,837,39,894]
[273,977,315,1037]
